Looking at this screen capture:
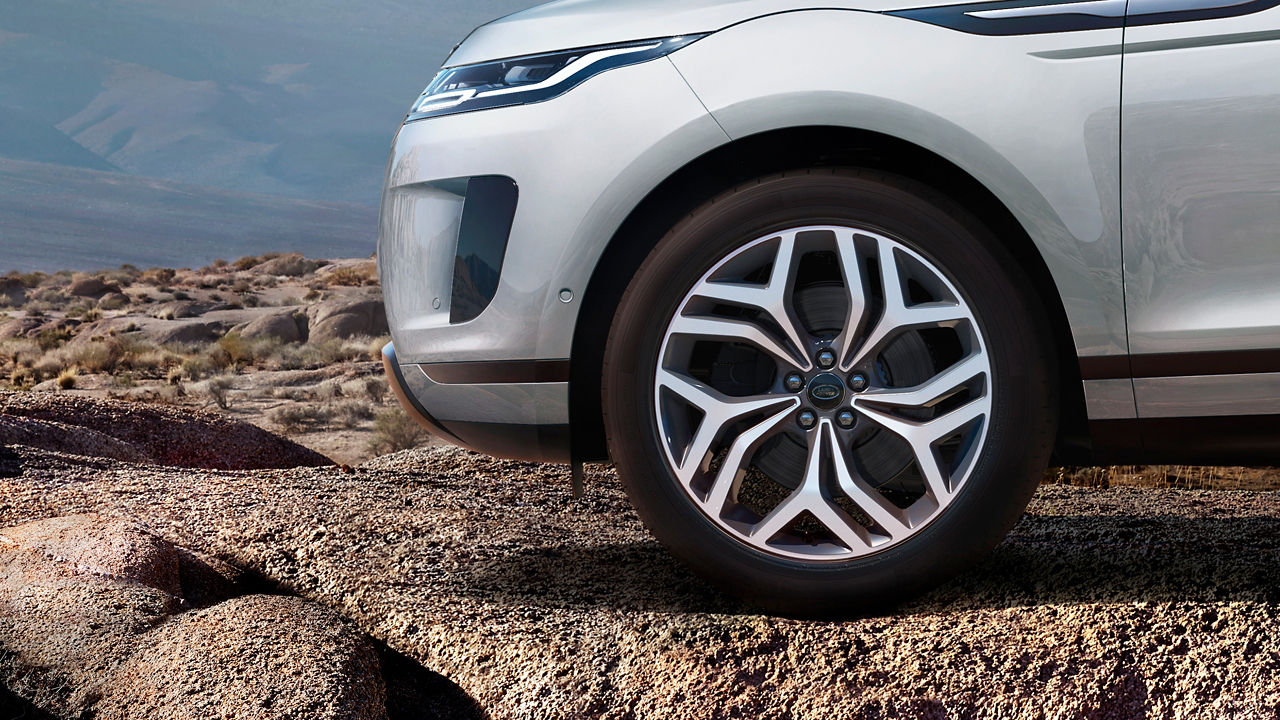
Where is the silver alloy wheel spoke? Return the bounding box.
[841,235,969,372]
[690,231,813,372]
[668,314,809,371]
[854,395,989,501]
[657,368,799,488]
[748,419,868,552]
[655,225,992,561]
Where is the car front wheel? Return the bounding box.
[602,169,1058,616]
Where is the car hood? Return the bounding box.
[446,0,947,66]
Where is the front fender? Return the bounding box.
[670,9,1128,360]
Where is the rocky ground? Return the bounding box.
[0,421,1277,718]
[0,254,426,466]
[2,258,1280,717]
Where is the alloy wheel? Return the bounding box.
[653,225,992,561]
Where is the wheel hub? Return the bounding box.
[805,372,845,410]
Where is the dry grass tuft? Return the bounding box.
[367,407,425,455]
[56,367,78,389]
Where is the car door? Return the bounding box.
[1122,0,1280,428]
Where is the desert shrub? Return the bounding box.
[203,375,236,409]
[141,267,176,286]
[36,328,70,351]
[240,293,260,307]
[231,278,251,294]
[8,366,34,390]
[315,378,343,399]
[332,398,374,427]
[118,371,138,388]
[1,271,47,289]
[271,386,310,401]
[56,367,77,389]
[232,256,260,271]
[368,408,425,455]
[213,332,253,368]
[303,288,322,302]
[213,258,228,268]
[342,376,387,403]
[82,308,102,322]
[1,338,41,368]
[173,290,191,301]
[269,402,335,432]
[180,354,213,380]
[326,263,379,287]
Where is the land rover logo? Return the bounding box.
[812,385,840,400]
[807,373,844,409]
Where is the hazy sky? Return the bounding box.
[0,0,545,206]
[0,0,546,270]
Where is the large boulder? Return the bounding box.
[66,277,119,298]
[239,310,306,343]
[253,253,325,277]
[146,320,228,346]
[97,292,129,310]
[308,298,387,343]
[0,515,385,720]
[149,301,210,320]
[96,595,387,720]
[0,316,42,340]
[0,516,187,714]
[0,392,332,470]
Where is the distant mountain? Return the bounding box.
[0,157,377,272]
[0,0,543,205]
[0,0,542,270]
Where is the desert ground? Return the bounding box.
[1,258,1278,718]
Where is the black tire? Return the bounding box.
[602,168,1058,616]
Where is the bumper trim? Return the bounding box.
[382,343,461,442]
[421,359,571,384]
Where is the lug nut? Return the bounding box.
[836,409,856,428]
[784,372,805,392]
[847,372,869,392]
[797,409,817,429]
[816,348,836,369]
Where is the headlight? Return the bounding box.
[406,35,705,122]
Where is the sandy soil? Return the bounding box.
[1,444,1276,719]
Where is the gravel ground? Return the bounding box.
[1,444,1278,719]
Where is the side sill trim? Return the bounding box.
[420,359,571,385]
[1080,349,1280,380]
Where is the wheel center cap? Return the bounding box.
[807,372,845,410]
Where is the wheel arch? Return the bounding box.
[570,126,1089,464]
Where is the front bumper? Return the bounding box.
[377,54,729,462]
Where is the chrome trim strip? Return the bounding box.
[967,0,1125,18]
[1083,378,1138,420]
[1135,372,1280,419]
